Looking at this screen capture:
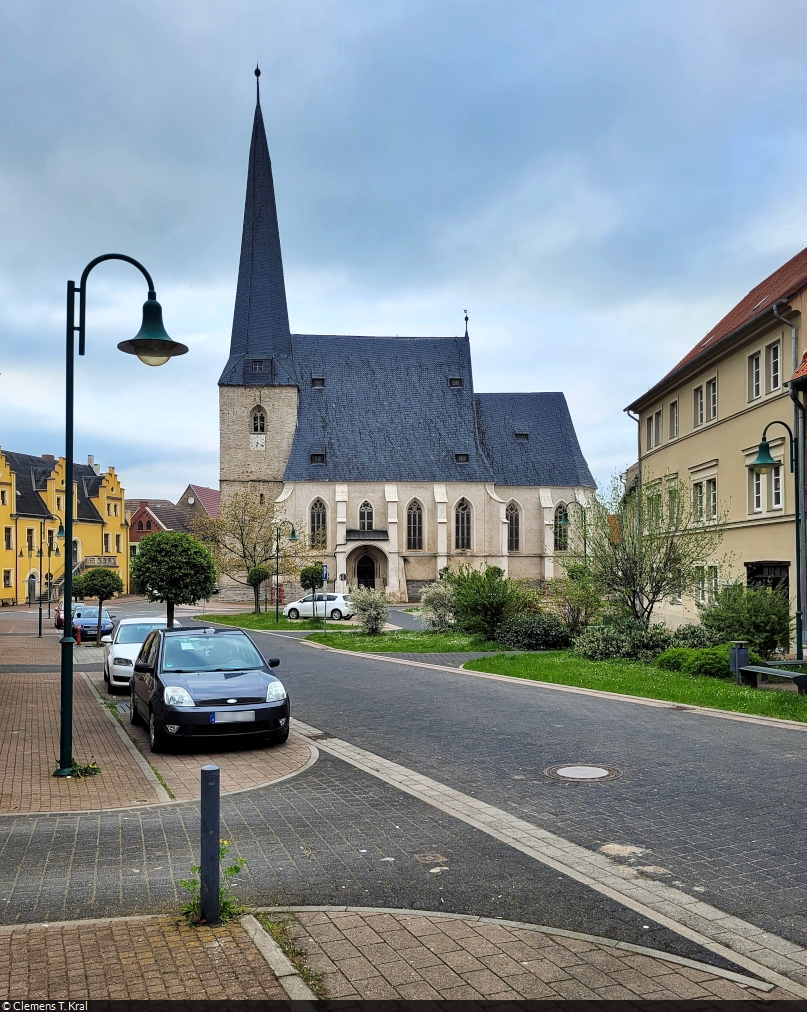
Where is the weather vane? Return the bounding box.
[255,64,261,103]
[463,309,469,339]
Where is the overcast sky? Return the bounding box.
[3,0,807,499]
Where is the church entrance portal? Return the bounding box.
[356,555,375,589]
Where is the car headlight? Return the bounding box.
[112,657,133,667]
[163,686,195,706]
[266,680,286,702]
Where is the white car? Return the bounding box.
[102,617,182,694]
[284,593,353,620]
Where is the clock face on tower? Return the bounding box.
[250,434,266,451]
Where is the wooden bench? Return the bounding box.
[739,662,807,694]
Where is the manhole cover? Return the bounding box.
[307,733,332,741]
[544,764,622,782]
[414,853,445,864]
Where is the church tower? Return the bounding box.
[219,69,299,500]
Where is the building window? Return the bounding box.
[693,482,704,521]
[103,534,110,553]
[749,353,761,400]
[311,377,325,387]
[47,529,54,551]
[310,453,325,464]
[359,501,374,532]
[130,545,138,559]
[56,495,62,510]
[646,416,653,450]
[259,493,265,505]
[253,411,265,433]
[709,565,719,601]
[455,499,472,550]
[706,478,717,519]
[706,378,717,420]
[406,501,423,550]
[115,534,122,553]
[669,400,679,439]
[251,360,264,373]
[654,409,662,445]
[771,465,782,509]
[2,570,11,588]
[310,499,327,548]
[554,503,569,552]
[455,453,469,463]
[696,566,706,604]
[3,528,11,551]
[514,432,529,440]
[137,520,143,531]
[0,490,6,506]
[506,502,520,552]
[146,520,152,531]
[448,377,463,387]
[751,470,762,513]
[693,386,704,426]
[767,342,781,391]
[26,529,34,551]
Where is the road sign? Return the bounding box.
[322,564,329,581]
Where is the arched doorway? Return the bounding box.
[356,555,375,588]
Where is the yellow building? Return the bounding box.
[0,449,129,606]
[626,246,807,632]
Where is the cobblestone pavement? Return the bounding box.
[256,632,807,951]
[281,907,794,1000]
[0,915,286,999]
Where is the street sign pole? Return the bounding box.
[322,564,328,633]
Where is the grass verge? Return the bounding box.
[464,651,807,722]
[196,613,328,631]
[305,629,509,652]
[255,913,327,999]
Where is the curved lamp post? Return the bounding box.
[749,420,802,661]
[54,255,188,778]
[558,500,588,562]
[274,522,298,622]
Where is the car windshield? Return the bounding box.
[116,622,166,644]
[162,633,265,673]
[73,608,112,620]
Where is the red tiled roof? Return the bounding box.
[188,485,220,518]
[629,244,807,409]
[792,348,807,386]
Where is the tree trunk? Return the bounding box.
[167,600,175,629]
[96,597,105,645]
[253,583,261,615]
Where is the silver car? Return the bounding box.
[102,617,182,693]
[284,593,353,620]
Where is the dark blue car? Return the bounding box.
[71,606,115,640]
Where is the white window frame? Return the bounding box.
[749,353,761,400]
[646,416,654,450]
[767,341,781,392]
[706,377,717,420]
[771,464,783,510]
[752,470,762,513]
[693,386,704,427]
[706,477,717,519]
[693,482,704,521]
[654,409,662,445]
[669,400,679,439]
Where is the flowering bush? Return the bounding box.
[350,585,392,635]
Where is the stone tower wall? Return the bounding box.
[219,384,298,491]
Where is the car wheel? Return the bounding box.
[106,669,116,694]
[129,685,142,726]
[330,609,342,621]
[103,663,109,683]
[264,725,290,746]
[149,711,168,753]
[288,608,299,620]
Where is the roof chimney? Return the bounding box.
[42,454,55,461]
[87,454,100,475]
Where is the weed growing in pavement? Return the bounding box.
[149,764,175,799]
[180,840,246,925]
[70,758,100,777]
[256,913,327,999]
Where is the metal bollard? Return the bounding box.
[200,764,221,925]
[729,640,749,685]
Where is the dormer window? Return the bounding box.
[514,432,529,440]
[310,453,326,464]
[251,361,264,373]
[449,377,463,388]
[455,453,469,463]
[311,377,325,388]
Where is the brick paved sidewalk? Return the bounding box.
[277,907,797,1001]
[0,915,286,1000]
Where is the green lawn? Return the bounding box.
[465,651,807,722]
[195,612,327,631]
[305,629,508,652]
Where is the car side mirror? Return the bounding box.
[268,658,280,668]
[109,614,116,619]
[134,661,151,673]
[101,635,112,644]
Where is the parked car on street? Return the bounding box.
[130,626,289,753]
[283,593,353,620]
[71,606,115,641]
[54,600,65,629]
[101,617,182,694]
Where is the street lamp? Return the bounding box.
[559,500,588,562]
[46,532,61,621]
[274,522,298,622]
[55,255,187,778]
[750,420,802,661]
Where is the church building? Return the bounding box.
[219,79,595,602]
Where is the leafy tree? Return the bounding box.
[246,565,271,615]
[583,473,728,628]
[350,584,391,635]
[550,562,604,636]
[71,574,86,601]
[81,567,124,644]
[444,564,525,641]
[299,564,324,620]
[699,584,792,658]
[130,532,217,629]
[419,580,455,632]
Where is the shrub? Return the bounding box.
[445,564,525,641]
[573,614,672,662]
[419,581,455,632]
[699,584,792,658]
[549,563,605,636]
[656,647,697,671]
[671,623,720,649]
[682,647,732,679]
[350,585,391,635]
[496,613,571,651]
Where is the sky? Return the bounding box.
[3,0,807,499]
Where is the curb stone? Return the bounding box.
[241,913,318,1000]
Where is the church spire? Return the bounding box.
[226,67,296,384]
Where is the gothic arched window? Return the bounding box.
[506,502,520,552]
[407,501,423,550]
[310,499,327,547]
[137,520,143,531]
[252,409,265,433]
[145,520,152,531]
[455,498,471,550]
[359,501,374,532]
[554,503,569,552]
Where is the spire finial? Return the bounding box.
[463,309,469,339]
[255,64,261,105]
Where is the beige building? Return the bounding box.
[626,246,807,629]
[217,84,594,602]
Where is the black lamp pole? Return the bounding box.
[54,254,187,778]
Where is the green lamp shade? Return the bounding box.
[56,524,65,540]
[54,546,61,557]
[118,297,188,367]
[751,437,778,475]
[288,527,298,542]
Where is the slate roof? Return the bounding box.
[4,452,103,522]
[474,393,595,488]
[186,485,220,518]
[147,503,191,532]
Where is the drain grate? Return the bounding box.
[544,763,622,782]
[307,732,333,741]
[414,852,446,864]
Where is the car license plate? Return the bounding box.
[211,711,255,723]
